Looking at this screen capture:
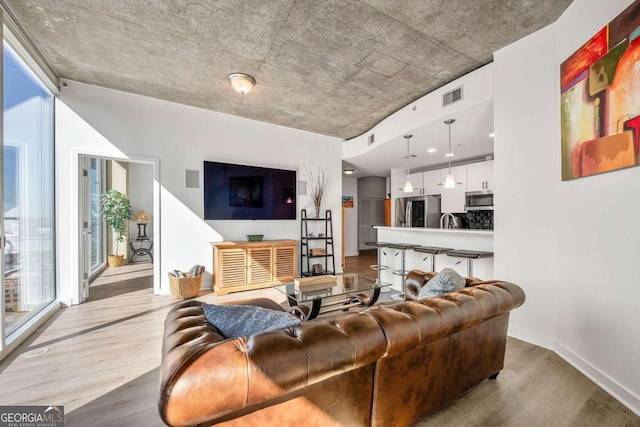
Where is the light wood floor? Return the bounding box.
[0,257,637,426]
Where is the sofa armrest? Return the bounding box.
[405,270,437,301]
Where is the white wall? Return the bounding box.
[494,0,640,414]
[494,25,560,347]
[128,162,154,240]
[343,63,493,158]
[342,176,358,257]
[56,81,342,303]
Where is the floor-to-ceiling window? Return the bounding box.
[90,158,105,275]
[3,40,55,337]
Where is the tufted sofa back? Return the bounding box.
[159,281,525,427]
[159,297,388,426]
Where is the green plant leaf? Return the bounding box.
[99,189,132,256]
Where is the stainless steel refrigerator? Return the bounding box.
[395,195,441,228]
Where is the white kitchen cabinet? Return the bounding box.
[390,168,406,200]
[422,169,442,195]
[440,165,466,213]
[466,160,494,192]
[484,160,494,190]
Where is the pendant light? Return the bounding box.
[401,134,414,192]
[439,119,461,188]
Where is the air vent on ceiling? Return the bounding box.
[368,134,375,145]
[442,86,463,107]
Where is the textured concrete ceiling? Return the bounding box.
[7,0,572,139]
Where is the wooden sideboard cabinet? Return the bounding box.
[212,240,298,296]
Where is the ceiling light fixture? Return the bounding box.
[439,119,461,189]
[489,132,495,138]
[427,148,436,153]
[228,73,256,94]
[343,169,354,175]
[401,134,415,193]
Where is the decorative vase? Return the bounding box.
[107,255,124,267]
[314,205,321,218]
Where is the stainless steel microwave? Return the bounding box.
[465,191,494,211]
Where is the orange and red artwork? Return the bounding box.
[561,0,640,180]
[342,195,354,208]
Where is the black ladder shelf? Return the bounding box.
[300,209,336,277]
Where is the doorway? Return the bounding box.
[78,155,159,302]
[358,197,385,249]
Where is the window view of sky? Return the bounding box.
[3,43,49,111]
[3,41,56,335]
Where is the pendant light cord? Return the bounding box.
[447,122,452,173]
[444,118,456,173]
[406,137,411,174]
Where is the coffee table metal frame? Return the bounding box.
[273,274,390,320]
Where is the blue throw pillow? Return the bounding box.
[417,268,466,299]
[202,303,301,339]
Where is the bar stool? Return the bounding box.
[412,246,453,272]
[363,241,391,293]
[445,250,494,277]
[385,243,420,300]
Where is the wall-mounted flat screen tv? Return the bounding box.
[203,161,296,220]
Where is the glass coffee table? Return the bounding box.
[273,274,392,320]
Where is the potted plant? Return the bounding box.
[99,189,132,267]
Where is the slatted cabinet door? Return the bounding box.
[274,245,296,282]
[247,247,273,285]
[218,248,246,288]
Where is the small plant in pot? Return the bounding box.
[99,189,132,267]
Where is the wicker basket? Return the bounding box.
[168,273,202,299]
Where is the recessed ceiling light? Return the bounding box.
[343,169,354,175]
[489,132,495,138]
[445,153,454,157]
[427,148,436,153]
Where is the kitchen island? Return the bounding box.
[374,226,494,292]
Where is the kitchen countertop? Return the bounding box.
[374,225,494,288]
[374,226,493,236]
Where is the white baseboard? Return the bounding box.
[507,325,554,350]
[554,341,640,417]
[508,325,640,417]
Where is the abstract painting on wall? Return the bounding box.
[561,0,640,180]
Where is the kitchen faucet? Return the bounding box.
[440,213,456,229]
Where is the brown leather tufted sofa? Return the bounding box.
[405,269,482,302]
[159,278,525,427]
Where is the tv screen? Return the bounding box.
[203,161,296,220]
